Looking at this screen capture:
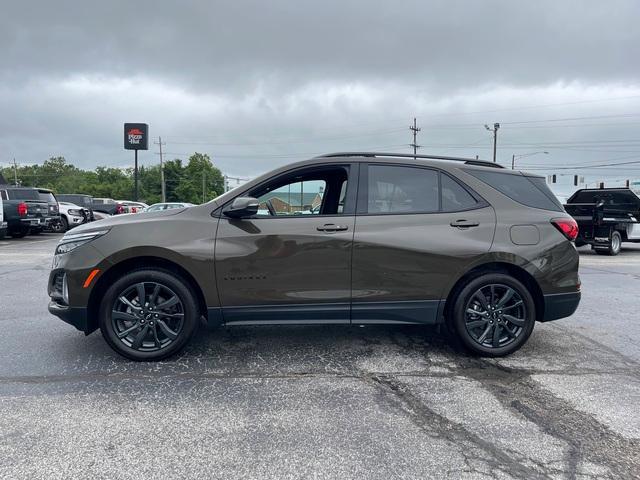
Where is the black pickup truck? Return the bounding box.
[564,187,640,255]
[0,186,50,238]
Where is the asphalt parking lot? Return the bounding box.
[0,234,638,479]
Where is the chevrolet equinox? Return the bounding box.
[48,152,581,360]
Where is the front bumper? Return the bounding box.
[48,300,89,333]
[541,291,581,322]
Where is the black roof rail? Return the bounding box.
[315,152,504,168]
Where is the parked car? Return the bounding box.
[57,194,95,221]
[564,187,640,255]
[58,201,89,232]
[117,201,149,214]
[92,197,126,215]
[0,195,7,239]
[0,186,49,238]
[144,202,195,212]
[48,152,580,361]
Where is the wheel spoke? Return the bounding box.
[149,284,161,307]
[477,323,492,343]
[500,301,523,312]
[156,295,179,310]
[159,312,184,319]
[152,325,161,348]
[496,288,515,308]
[466,308,486,317]
[492,324,501,347]
[503,314,525,327]
[490,285,495,305]
[118,296,140,311]
[131,325,149,349]
[473,291,489,311]
[157,319,178,340]
[503,325,516,339]
[466,319,488,329]
[117,322,140,339]
[112,310,138,322]
[136,283,146,307]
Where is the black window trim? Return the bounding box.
[215,163,359,219]
[356,163,488,216]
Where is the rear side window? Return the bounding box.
[39,192,56,203]
[465,170,563,212]
[367,165,439,213]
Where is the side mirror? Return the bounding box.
[224,197,259,218]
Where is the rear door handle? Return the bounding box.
[317,224,349,232]
[450,219,480,228]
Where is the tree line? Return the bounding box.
[1,153,225,205]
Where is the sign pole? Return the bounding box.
[134,149,139,201]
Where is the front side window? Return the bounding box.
[367,165,439,214]
[248,166,349,217]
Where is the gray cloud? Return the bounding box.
[1,0,640,192]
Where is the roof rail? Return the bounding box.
[315,152,504,168]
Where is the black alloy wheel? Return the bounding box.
[100,269,199,361]
[451,273,535,357]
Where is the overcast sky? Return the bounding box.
[1,0,640,192]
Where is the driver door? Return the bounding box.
[214,163,357,324]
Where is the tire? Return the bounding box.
[594,231,621,256]
[30,227,42,235]
[51,217,68,233]
[99,269,200,361]
[449,273,536,357]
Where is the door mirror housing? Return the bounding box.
[224,197,259,218]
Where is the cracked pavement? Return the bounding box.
[0,235,639,479]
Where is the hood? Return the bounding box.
[71,207,186,234]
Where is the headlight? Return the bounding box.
[68,209,82,215]
[55,229,109,255]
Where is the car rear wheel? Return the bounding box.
[450,273,536,357]
[10,229,28,238]
[99,269,200,361]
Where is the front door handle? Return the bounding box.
[450,219,480,228]
[317,224,349,232]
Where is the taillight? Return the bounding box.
[551,217,579,241]
[17,202,28,217]
[116,204,124,214]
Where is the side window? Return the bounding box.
[256,180,326,216]
[441,174,478,211]
[1,191,6,200]
[367,165,439,213]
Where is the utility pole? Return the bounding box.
[202,171,206,203]
[12,158,18,185]
[485,123,500,163]
[511,154,515,170]
[156,136,166,202]
[409,117,421,159]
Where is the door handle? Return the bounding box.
[317,224,349,232]
[450,219,480,228]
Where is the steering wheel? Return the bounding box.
[265,199,277,216]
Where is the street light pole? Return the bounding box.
[511,151,549,170]
[485,123,500,163]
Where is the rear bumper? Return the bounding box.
[541,291,581,322]
[48,300,90,334]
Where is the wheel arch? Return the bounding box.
[87,256,208,332]
[443,261,545,322]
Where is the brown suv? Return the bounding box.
[48,153,581,360]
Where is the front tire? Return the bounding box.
[449,273,536,357]
[99,269,200,361]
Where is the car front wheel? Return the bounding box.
[99,269,200,361]
[450,273,536,357]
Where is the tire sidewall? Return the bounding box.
[451,273,536,357]
[99,269,199,361]
[610,231,621,255]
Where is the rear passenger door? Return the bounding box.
[351,164,496,324]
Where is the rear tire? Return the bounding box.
[10,229,28,238]
[99,269,200,361]
[449,273,536,357]
[594,231,621,256]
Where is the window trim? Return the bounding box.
[217,163,359,219]
[356,163,487,216]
